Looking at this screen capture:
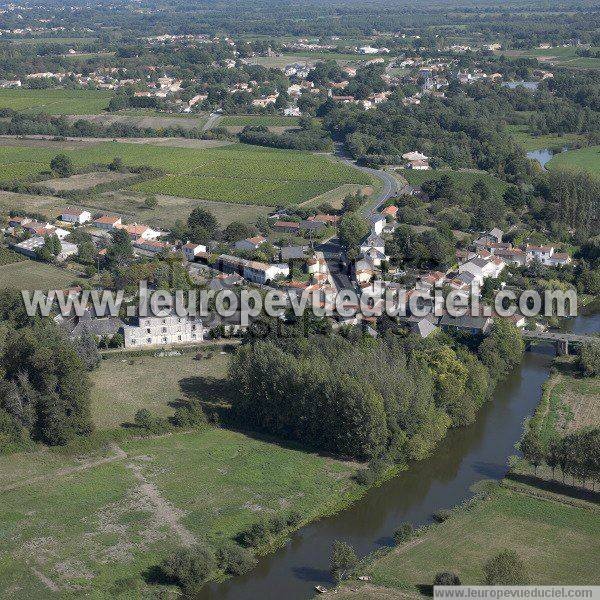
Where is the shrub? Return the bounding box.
[354,468,377,486]
[393,523,414,545]
[236,520,269,548]
[286,510,303,527]
[215,542,257,576]
[160,544,216,590]
[483,550,528,585]
[433,509,452,523]
[266,514,287,535]
[330,540,358,583]
[435,572,461,586]
[172,402,208,428]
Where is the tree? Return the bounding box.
[160,545,216,591]
[106,229,133,268]
[330,540,358,582]
[434,572,461,586]
[50,154,74,178]
[188,207,218,238]
[108,157,125,172]
[483,550,528,585]
[338,212,369,256]
[393,523,414,544]
[143,195,158,210]
[580,341,600,377]
[224,221,254,243]
[519,429,545,475]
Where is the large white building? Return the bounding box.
[123,314,204,348]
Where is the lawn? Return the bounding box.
[546,145,600,178]
[90,351,232,429]
[402,169,509,199]
[0,88,113,114]
[360,485,600,595]
[0,141,369,207]
[0,427,359,598]
[0,260,76,291]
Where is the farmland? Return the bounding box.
[502,46,600,69]
[0,88,113,114]
[546,145,600,178]
[0,140,370,206]
[219,115,301,127]
[0,260,76,291]
[342,484,600,598]
[0,426,360,598]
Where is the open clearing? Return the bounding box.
[0,190,73,221]
[0,425,358,598]
[220,115,300,127]
[38,171,135,192]
[299,183,374,209]
[501,46,600,69]
[65,113,208,131]
[91,351,232,429]
[0,89,113,114]
[0,260,76,290]
[506,125,586,152]
[356,484,600,596]
[546,145,600,178]
[0,140,368,206]
[402,169,509,200]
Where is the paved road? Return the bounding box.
[202,112,223,132]
[333,144,404,216]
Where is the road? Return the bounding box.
[333,143,405,216]
[202,112,223,132]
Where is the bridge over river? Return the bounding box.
[521,329,597,355]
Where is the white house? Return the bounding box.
[370,215,386,236]
[13,237,78,262]
[182,242,207,261]
[526,244,555,265]
[458,256,505,285]
[133,239,171,255]
[118,223,161,241]
[402,151,430,170]
[243,261,289,284]
[61,209,91,225]
[234,235,267,252]
[123,314,204,348]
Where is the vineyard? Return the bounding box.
[0,141,370,206]
[0,88,113,114]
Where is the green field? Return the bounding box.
[91,351,232,429]
[0,141,368,206]
[0,426,359,598]
[507,124,585,152]
[0,89,112,114]
[402,169,509,199]
[351,485,600,597]
[0,260,76,291]
[546,145,600,178]
[220,115,301,127]
[503,46,600,69]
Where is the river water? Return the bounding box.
[199,310,598,600]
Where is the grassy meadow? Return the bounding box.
[348,484,600,597]
[546,145,600,178]
[505,46,600,69]
[507,124,586,152]
[90,351,231,429]
[0,260,76,291]
[402,169,509,199]
[0,427,359,598]
[219,115,301,127]
[0,88,112,114]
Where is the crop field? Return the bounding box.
[353,485,600,597]
[220,115,301,127]
[546,145,600,178]
[0,88,113,114]
[0,426,359,598]
[504,46,600,69]
[0,260,76,291]
[402,169,509,200]
[0,141,369,206]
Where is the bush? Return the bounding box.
[434,572,461,586]
[433,509,452,523]
[286,510,303,527]
[215,541,257,576]
[160,544,216,590]
[133,409,169,434]
[393,523,414,545]
[483,550,528,585]
[330,540,358,583]
[172,402,208,428]
[236,520,269,548]
[354,468,377,486]
[266,514,287,535]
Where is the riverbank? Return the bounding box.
[331,479,600,598]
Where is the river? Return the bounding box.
[199,309,598,600]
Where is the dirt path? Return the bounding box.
[31,568,60,593]
[126,461,196,548]
[0,443,128,493]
